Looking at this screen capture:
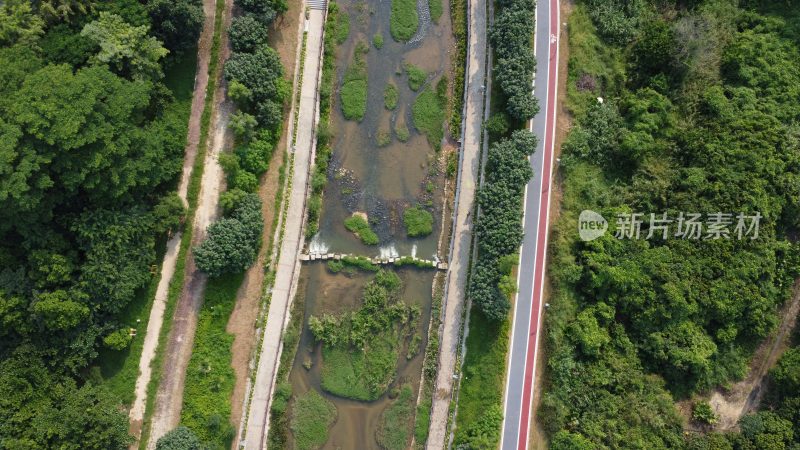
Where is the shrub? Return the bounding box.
[489,0,538,120]
[327,260,344,273]
[156,426,202,450]
[692,401,717,425]
[373,33,384,49]
[229,15,269,53]
[384,83,399,110]
[485,112,510,138]
[405,63,426,91]
[344,215,379,245]
[390,0,419,42]
[194,194,263,277]
[103,328,132,351]
[403,206,433,237]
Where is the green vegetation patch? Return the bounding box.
[344,214,379,245]
[373,33,384,49]
[378,128,392,147]
[377,385,416,450]
[289,390,337,450]
[395,123,410,142]
[404,63,427,91]
[453,310,509,448]
[340,49,368,121]
[390,0,419,42]
[310,271,421,401]
[180,273,242,448]
[335,10,350,44]
[403,206,434,237]
[429,0,443,23]
[412,87,445,150]
[384,82,399,110]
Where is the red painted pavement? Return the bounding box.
[517,0,560,448]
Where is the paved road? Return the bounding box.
[241,8,325,449]
[425,0,489,445]
[499,0,560,448]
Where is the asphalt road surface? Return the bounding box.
[499,0,560,448]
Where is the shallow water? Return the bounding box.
[286,0,454,447]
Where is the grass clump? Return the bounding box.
[377,129,392,147]
[395,123,410,142]
[340,50,368,121]
[384,83,399,110]
[377,385,416,450]
[309,271,421,401]
[290,390,337,450]
[341,255,380,271]
[393,256,435,269]
[403,206,433,237]
[405,63,427,91]
[390,0,419,42]
[373,33,384,49]
[344,214,379,245]
[412,86,445,150]
[429,0,443,22]
[335,11,350,44]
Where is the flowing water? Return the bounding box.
[286,0,455,447]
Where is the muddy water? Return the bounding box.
[287,0,455,447]
[288,263,434,449]
[311,0,455,259]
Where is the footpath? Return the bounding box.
[426,0,490,445]
[240,6,326,449]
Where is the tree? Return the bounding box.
[229,15,269,53]
[147,0,204,56]
[239,0,283,23]
[194,194,263,277]
[81,12,169,81]
[37,0,94,24]
[156,426,202,450]
[0,0,44,46]
[32,290,90,331]
[224,46,288,130]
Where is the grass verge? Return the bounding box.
[452,309,510,447]
[180,273,243,447]
[449,0,467,137]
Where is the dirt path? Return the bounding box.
[127,0,218,445]
[144,0,235,447]
[708,278,800,430]
[226,0,302,438]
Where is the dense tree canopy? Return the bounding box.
[540,1,800,447]
[0,1,198,445]
[490,0,538,121]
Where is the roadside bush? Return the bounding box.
[490,0,538,121]
[469,131,536,320]
[403,206,433,237]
